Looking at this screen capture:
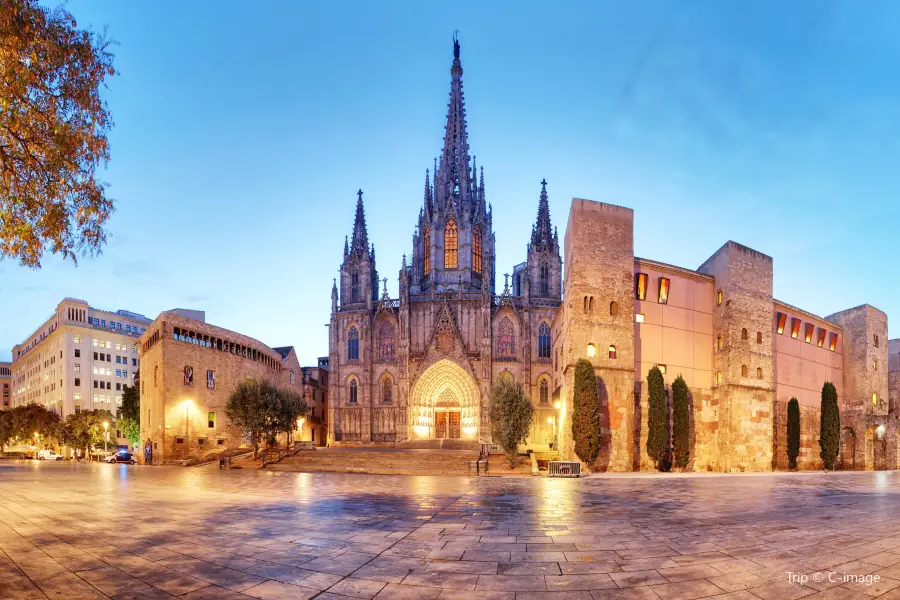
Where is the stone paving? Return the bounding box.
[3,463,900,600]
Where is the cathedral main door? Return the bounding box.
[409,359,481,440]
[434,411,461,439]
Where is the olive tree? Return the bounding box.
[489,377,534,468]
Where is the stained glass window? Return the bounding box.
[351,273,359,302]
[540,379,549,404]
[349,379,358,404]
[423,226,431,276]
[444,219,458,269]
[538,322,551,359]
[382,375,392,404]
[540,263,549,296]
[497,318,515,360]
[378,321,395,361]
[348,327,359,360]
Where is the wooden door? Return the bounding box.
[435,412,447,438]
[875,438,887,471]
[448,412,461,439]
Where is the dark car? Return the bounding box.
[105,451,136,465]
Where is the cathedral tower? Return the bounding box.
[525,180,562,301]
[339,190,379,310]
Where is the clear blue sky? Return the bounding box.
[3,1,899,364]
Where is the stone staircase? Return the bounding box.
[266,448,480,476]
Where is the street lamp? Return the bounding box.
[33,431,40,458]
[103,421,109,456]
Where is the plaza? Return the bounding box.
[4,463,900,599]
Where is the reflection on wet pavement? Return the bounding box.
[2,461,900,599]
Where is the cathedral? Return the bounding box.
[327,37,561,448]
[329,38,900,472]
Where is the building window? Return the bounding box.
[289,369,295,385]
[776,313,787,335]
[349,379,358,404]
[74,363,80,373]
[608,345,617,359]
[635,313,645,323]
[537,323,551,359]
[540,379,549,404]
[208,412,216,428]
[757,367,763,379]
[423,226,431,276]
[829,333,838,352]
[715,371,722,385]
[804,323,814,344]
[74,378,80,387]
[382,375,392,404]
[741,365,748,377]
[635,273,648,300]
[741,328,748,340]
[74,349,80,358]
[153,365,158,388]
[378,321,395,361]
[351,273,360,303]
[610,301,619,316]
[540,262,549,296]
[175,437,184,444]
[658,364,667,375]
[874,359,878,371]
[716,289,723,306]
[717,335,723,351]
[874,335,880,348]
[473,226,483,275]
[586,343,596,358]
[496,318,515,360]
[817,328,826,348]
[657,278,670,304]
[757,331,763,344]
[348,327,360,360]
[444,219,458,268]
[873,392,878,405]
[790,318,801,339]
[207,370,215,390]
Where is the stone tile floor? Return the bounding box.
[3,463,900,600]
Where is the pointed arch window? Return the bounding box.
[497,318,515,360]
[538,322,551,359]
[351,273,360,303]
[382,375,393,404]
[349,378,358,404]
[540,262,549,296]
[444,219,458,269]
[378,321,395,361]
[423,226,431,276]
[473,226,483,275]
[347,327,359,361]
[540,378,549,404]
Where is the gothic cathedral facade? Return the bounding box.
[328,38,562,447]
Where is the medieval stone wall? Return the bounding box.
[889,339,900,415]
[772,400,822,470]
[827,305,890,415]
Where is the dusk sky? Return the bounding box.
[2,1,899,365]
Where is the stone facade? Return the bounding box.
[326,39,900,472]
[300,358,329,446]
[138,311,302,463]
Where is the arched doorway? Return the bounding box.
[409,359,481,440]
[874,426,887,471]
[841,428,856,470]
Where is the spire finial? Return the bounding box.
[349,190,370,259]
[541,178,547,189]
[453,30,460,60]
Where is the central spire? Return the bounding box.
[435,33,473,211]
[530,179,558,252]
[349,189,370,259]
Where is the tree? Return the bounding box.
[0,0,116,268]
[672,375,690,469]
[59,409,114,460]
[646,366,667,468]
[6,403,60,447]
[116,384,140,448]
[226,379,307,458]
[819,382,840,471]
[572,358,601,469]
[489,377,534,468]
[787,397,800,470]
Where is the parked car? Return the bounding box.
[37,450,63,461]
[105,451,136,465]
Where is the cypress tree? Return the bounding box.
[647,366,667,467]
[672,375,689,469]
[572,358,601,468]
[787,397,800,470]
[819,382,840,471]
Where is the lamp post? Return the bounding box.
[103,421,109,456]
[33,431,40,459]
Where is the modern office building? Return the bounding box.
[10,298,151,417]
[0,362,11,409]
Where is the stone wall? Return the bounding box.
[888,339,900,415]
[560,199,635,471]
[772,400,822,470]
[698,242,775,472]
[826,305,889,415]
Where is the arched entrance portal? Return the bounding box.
[409,359,481,440]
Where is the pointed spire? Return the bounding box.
[531,179,554,249]
[349,189,370,259]
[479,166,485,214]
[436,33,472,211]
[423,169,433,221]
[343,235,349,259]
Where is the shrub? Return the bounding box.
[819,382,840,471]
[572,358,601,468]
[647,366,667,467]
[787,397,800,470]
[672,375,689,469]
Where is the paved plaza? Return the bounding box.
[3,464,900,600]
